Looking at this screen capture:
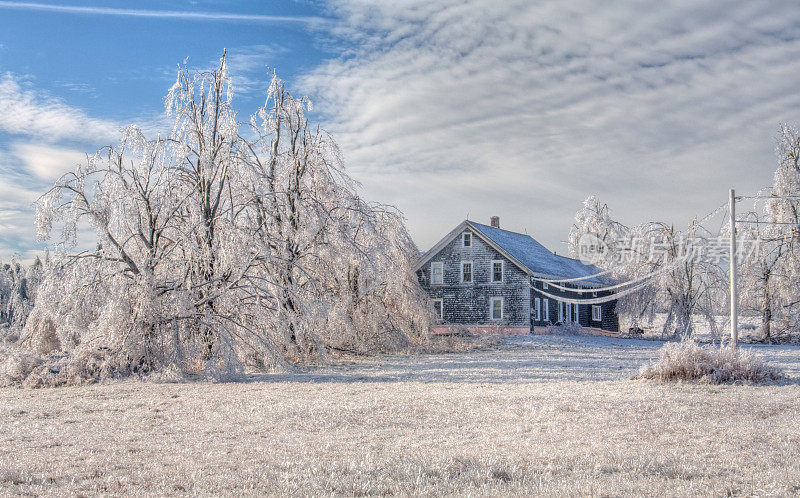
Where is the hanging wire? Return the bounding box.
[530,189,799,304]
[735,220,800,225]
[739,194,800,200]
[532,255,688,295]
[534,275,657,305]
[539,200,729,286]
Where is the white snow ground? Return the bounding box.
[274,334,800,383]
[2,335,800,496]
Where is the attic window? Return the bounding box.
[462,232,471,247]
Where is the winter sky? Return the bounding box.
[1,0,799,260]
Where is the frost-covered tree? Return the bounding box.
[737,209,784,340]
[237,73,430,355]
[569,197,657,329]
[648,220,724,339]
[24,54,429,383]
[0,257,42,340]
[738,124,800,340]
[569,197,724,338]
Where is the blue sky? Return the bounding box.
[2,0,800,260]
[0,1,329,112]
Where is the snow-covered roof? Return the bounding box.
[467,221,605,285]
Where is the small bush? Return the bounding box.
[418,330,502,354]
[545,322,584,336]
[637,340,784,384]
[0,346,43,387]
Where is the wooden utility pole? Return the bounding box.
[729,189,738,349]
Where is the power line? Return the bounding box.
[735,220,800,226]
[738,194,800,200]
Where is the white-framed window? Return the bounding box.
[461,261,473,283]
[432,299,443,320]
[574,304,579,323]
[431,262,443,285]
[558,301,564,323]
[543,298,549,322]
[592,305,602,321]
[462,232,471,247]
[534,297,541,321]
[490,297,503,320]
[565,302,572,322]
[543,282,549,290]
[491,260,503,283]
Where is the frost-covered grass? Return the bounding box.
[2,335,800,496]
[637,340,785,384]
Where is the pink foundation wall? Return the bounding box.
[432,325,530,336]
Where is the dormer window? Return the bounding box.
[462,232,471,247]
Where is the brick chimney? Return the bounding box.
[490,216,500,228]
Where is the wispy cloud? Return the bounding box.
[11,143,86,181]
[303,0,800,250]
[217,45,288,96]
[0,1,330,25]
[0,75,126,260]
[0,73,119,142]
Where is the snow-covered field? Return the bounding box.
[2,335,800,496]
[621,312,768,341]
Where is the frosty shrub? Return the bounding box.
[545,322,584,336]
[16,53,431,386]
[637,341,784,384]
[0,347,43,387]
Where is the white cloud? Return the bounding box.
[0,74,120,142]
[303,0,800,251]
[11,143,86,180]
[0,75,126,260]
[221,45,287,96]
[0,1,328,25]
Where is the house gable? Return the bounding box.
[416,225,530,328]
[414,221,531,277]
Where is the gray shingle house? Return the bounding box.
[415,217,619,334]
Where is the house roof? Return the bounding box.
[466,222,605,285]
[415,220,606,286]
